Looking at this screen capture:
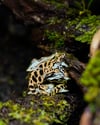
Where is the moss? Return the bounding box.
[66,15,100,44]
[0,95,75,125]
[74,0,94,15]
[43,0,68,10]
[80,50,100,103]
[45,15,100,47]
[41,1,100,47]
[0,120,6,125]
[45,30,65,48]
[46,17,62,25]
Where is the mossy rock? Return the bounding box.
[0,94,79,125]
[66,15,100,44]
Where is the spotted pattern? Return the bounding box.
[27,52,69,95]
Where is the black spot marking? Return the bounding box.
[40,70,43,75]
[54,88,59,94]
[52,56,55,60]
[30,80,33,83]
[48,61,51,65]
[32,90,36,93]
[56,86,60,91]
[39,64,43,68]
[29,85,34,88]
[34,71,38,77]
[32,76,37,82]
[38,76,41,82]
[44,62,47,67]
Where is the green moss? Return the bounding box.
[43,0,68,10]
[67,15,100,44]
[0,95,74,125]
[74,0,94,15]
[80,50,100,102]
[45,30,65,48]
[46,17,63,25]
[0,120,6,125]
